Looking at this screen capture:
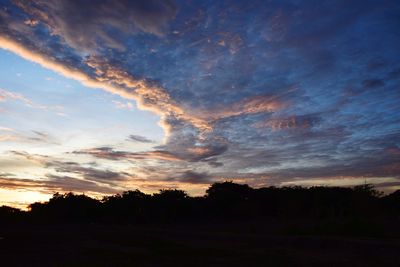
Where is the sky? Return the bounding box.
[0,0,399,208]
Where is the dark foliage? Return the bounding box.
[0,205,25,224]
[2,182,400,226]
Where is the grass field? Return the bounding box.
[1,221,400,266]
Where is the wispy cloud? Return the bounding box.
[112,100,135,111]
[0,88,66,115]
[47,160,130,185]
[0,88,37,107]
[73,147,183,162]
[0,130,58,144]
[128,134,154,143]
[0,174,119,195]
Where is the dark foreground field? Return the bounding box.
[1,221,400,267]
[2,182,400,266]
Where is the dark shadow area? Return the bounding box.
[1,182,400,266]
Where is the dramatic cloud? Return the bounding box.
[0,0,399,203]
[13,0,177,51]
[0,35,212,143]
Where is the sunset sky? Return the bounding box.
[0,0,399,208]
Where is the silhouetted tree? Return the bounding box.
[381,190,400,218]
[206,181,254,218]
[102,189,151,223]
[29,192,101,222]
[2,181,396,231]
[0,205,24,224]
[151,189,190,223]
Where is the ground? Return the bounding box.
[1,222,400,266]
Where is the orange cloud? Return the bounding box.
[0,135,19,142]
[0,36,212,142]
[191,94,286,122]
[253,115,316,130]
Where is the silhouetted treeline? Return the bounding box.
[1,182,400,225]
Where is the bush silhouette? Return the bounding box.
[29,192,101,222]
[12,182,398,232]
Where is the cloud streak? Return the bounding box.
[0,174,119,195]
[128,134,154,143]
